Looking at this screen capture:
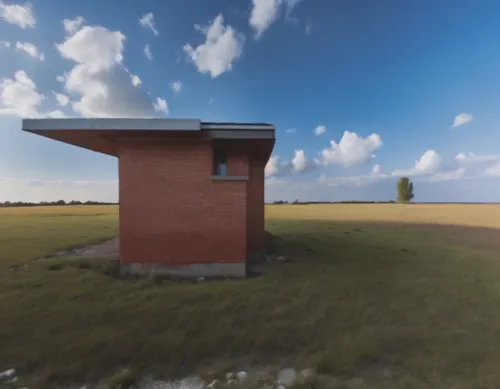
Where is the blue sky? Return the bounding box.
[1,0,500,202]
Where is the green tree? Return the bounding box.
[396,177,414,203]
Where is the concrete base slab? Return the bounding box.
[119,262,246,279]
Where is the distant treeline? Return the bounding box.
[270,200,397,205]
[0,200,118,208]
[268,201,500,205]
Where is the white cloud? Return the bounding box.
[321,131,383,168]
[15,41,44,60]
[392,149,442,177]
[130,74,142,87]
[153,97,168,114]
[424,168,466,183]
[455,152,500,179]
[63,16,84,35]
[286,128,296,134]
[139,12,158,36]
[52,91,69,107]
[249,0,303,38]
[0,1,35,28]
[208,97,214,104]
[291,150,320,173]
[265,150,318,177]
[0,40,10,48]
[265,155,288,177]
[372,164,382,175]
[249,0,281,39]
[144,44,152,60]
[314,125,326,136]
[171,80,182,93]
[0,70,44,117]
[484,163,500,177]
[55,23,162,118]
[319,164,390,187]
[451,112,474,129]
[57,26,125,72]
[455,152,500,166]
[184,14,244,78]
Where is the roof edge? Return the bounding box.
[22,118,202,132]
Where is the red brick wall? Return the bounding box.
[118,140,248,265]
[246,159,265,252]
[226,151,248,176]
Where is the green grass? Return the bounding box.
[2,204,500,388]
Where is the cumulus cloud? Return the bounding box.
[0,70,44,117]
[171,80,182,93]
[392,149,442,177]
[321,131,383,167]
[153,98,168,114]
[454,152,500,179]
[63,16,84,35]
[52,91,69,107]
[55,23,166,117]
[389,149,500,183]
[451,112,473,129]
[56,26,125,71]
[15,41,44,60]
[292,150,320,173]
[130,74,142,87]
[144,44,152,60]
[265,155,285,177]
[286,128,296,134]
[314,125,326,136]
[139,12,158,36]
[0,1,35,28]
[0,40,10,48]
[319,164,390,187]
[249,0,281,38]
[265,150,318,177]
[249,0,303,38]
[184,14,244,78]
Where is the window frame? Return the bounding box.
[212,149,228,177]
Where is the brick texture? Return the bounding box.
[118,140,248,265]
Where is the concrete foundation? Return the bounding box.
[119,262,246,279]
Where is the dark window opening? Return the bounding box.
[213,151,227,176]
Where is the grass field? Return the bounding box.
[1,204,500,388]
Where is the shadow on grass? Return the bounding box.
[2,219,500,387]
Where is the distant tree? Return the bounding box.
[396,177,414,203]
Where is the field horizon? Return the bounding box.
[1,203,500,388]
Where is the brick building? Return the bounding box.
[22,119,275,277]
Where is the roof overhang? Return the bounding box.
[22,118,275,158]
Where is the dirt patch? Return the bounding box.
[53,237,119,259]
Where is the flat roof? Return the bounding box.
[22,118,275,132]
[21,118,275,158]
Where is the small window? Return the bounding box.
[213,151,227,176]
